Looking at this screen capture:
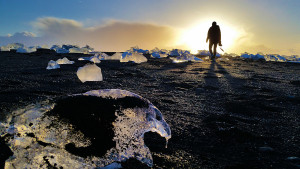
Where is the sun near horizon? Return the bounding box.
[178,19,243,54]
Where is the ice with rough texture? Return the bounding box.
[0,89,171,168]
[171,51,203,63]
[241,52,265,60]
[46,60,60,70]
[95,52,121,61]
[121,52,147,63]
[77,64,103,82]
[130,46,149,54]
[198,50,221,57]
[240,52,300,63]
[56,57,74,64]
[150,48,168,58]
[0,43,40,53]
[0,43,24,51]
[109,52,123,60]
[50,45,69,53]
[50,44,94,54]
[69,45,94,54]
[89,55,101,63]
[264,54,286,62]
[169,49,182,56]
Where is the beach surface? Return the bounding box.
[0,51,299,168]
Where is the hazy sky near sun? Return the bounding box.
[1,0,300,55]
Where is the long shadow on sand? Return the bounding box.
[199,60,297,168]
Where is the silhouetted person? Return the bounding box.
[206,21,222,61]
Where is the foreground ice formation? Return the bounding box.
[46,60,60,70]
[77,64,103,83]
[0,89,171,168]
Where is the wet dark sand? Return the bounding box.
[0,51,299,168]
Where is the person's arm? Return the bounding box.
[218,26,222,46]
[206,28,210,43]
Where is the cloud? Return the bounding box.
[1,17,178,51]
[30,17,177,51]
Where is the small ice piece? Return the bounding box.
[56,57,74,64]
[130,46,149,54]
[76,64,103,83]
[120,52,147,63]
[151,52,161,58]
[16,46,37,53]
[97,52,122,61]
[169,49,181,56]
[46,60,60,70]
[78,57,91,61]
[109,52,122,60]
[171,52,203,63]
[89,56,101,63]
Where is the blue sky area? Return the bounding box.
[1,0,300,54]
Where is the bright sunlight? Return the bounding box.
[178,19,242,54]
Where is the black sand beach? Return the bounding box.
[0,51,299,168]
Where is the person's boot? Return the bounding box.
[211,55,216,62]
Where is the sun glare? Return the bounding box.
[178,20,241,54]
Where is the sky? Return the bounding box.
[0,0,300,55]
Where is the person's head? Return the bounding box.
[212,21,217,26]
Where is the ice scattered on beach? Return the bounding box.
[89,55,101,63]
[77,64,103,83]
[0,43,49,53]
[56,57,75,64]
[150,48,168,58]
[46,60,60,70]
[197,50,221,57]
[240,52,300,63]
[107,52,123,60]
[16,46,37,53]
[130,46,149,54]
[171,51,203,63]
[96,52,122,61]
[121,51,147,63]
[1,89,171,168]
[50,45,94,54]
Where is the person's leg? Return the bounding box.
[209,42,213,59]
[213,43,217,59]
